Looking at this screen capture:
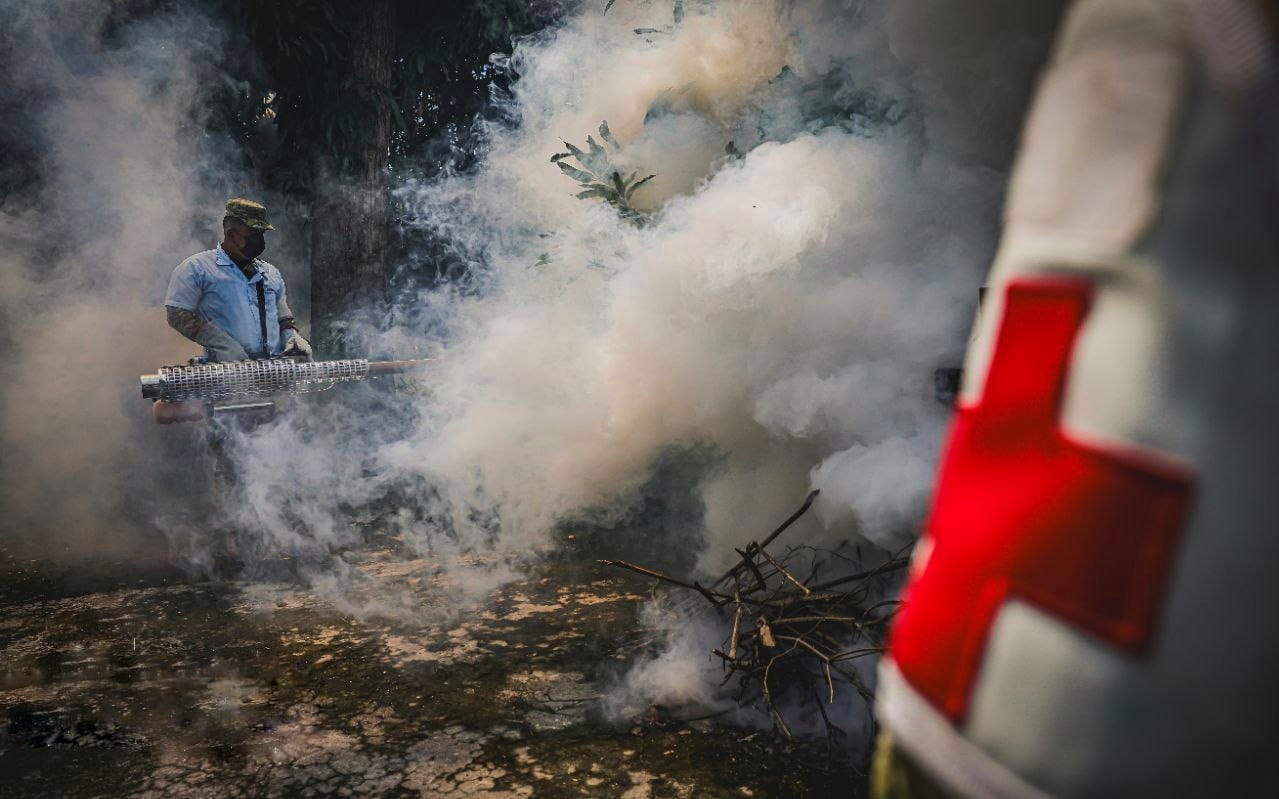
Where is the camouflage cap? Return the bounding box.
[224,198,274,231]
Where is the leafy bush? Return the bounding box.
[552,121,655,222]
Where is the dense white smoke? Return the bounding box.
[211,0,1059,724]
[0,2,226,557]
[371,0,1057,718]
[219,1,971,576]
[0,0,1058,745]
[384,0,1027,563]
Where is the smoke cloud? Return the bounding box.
[115,0,1060,720]
[1,2,214,557]
[0,0,315,563]
[0,0,1062,744]
[373,0,1059,717]
[380,0,1057,564]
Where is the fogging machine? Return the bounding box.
[140,357,429,424]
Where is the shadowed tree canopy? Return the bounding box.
[210,0,562,353]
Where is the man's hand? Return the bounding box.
[280,328,313,361]
[167,305,250,361]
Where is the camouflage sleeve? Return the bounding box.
[166,305,204,342]
[167,306,249,362]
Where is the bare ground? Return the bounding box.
[0,533,865,798]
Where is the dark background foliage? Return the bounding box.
[213,0,562,191]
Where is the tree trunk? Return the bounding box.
[310,0,396,356]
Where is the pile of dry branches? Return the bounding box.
[602,490,910,741]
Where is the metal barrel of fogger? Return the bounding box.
[140,358,429,402]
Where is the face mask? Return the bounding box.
[241,231,266,260]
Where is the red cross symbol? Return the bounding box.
[888,276,1195,723]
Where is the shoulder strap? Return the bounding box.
[256,278,268,356]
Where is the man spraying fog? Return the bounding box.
[165,198,312,362]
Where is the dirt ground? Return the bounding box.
[0,533,866,798]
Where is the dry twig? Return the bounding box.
[601,490,911,741]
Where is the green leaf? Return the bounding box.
[599,120,620,149]
[587,135,607,162]
[634,28,661,35]
[626,174,656,200]
[550,152,571,163]
[611,170,627,197]
[562,140,586,160]
[576,186,612,199]
[673,0,685,24]
[557,162,596,183]
[604,0,617,15]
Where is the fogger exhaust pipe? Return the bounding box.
[140,358,430,403]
